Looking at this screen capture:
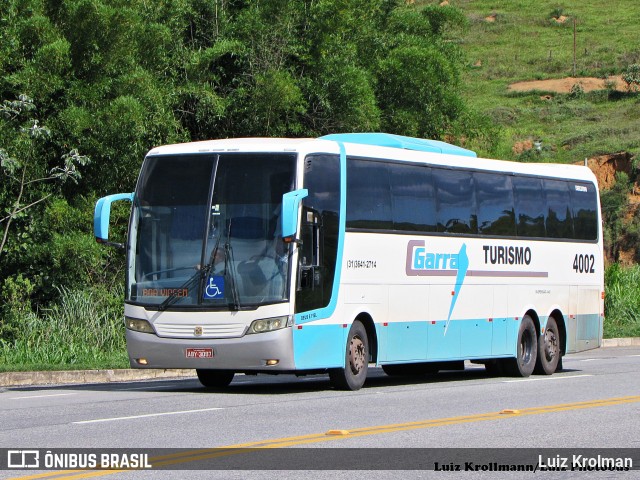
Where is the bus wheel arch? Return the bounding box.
[354,312,378,364]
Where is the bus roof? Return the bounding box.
[319,133,477,157]
[146,135,597,185]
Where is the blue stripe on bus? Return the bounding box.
[292,314,601,369]
[293,324,345,369]
[383,319,515,361]
[575,313,602,339]
[292,142,347,369]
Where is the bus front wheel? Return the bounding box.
[329,320,369,391]
[196,369,235,389]
[505,315,537,377]
[534,316,560,375]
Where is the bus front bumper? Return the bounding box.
[125,327,296,371]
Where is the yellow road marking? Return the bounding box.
[8,394,640,479]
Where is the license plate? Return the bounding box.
[185,348,214,359]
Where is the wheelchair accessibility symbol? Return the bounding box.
[203,275,224,299]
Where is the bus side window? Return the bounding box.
[544,179,574,239]
[434,168,477,234]
[571,182,598,240]
[513,176,546,238]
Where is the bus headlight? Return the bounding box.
[125,317,155,334]
[247,316,290,334]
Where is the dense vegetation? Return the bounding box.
[456,0,640,337]
[1,0,638,371]
[459,0,640,163]
[1,0,481,370]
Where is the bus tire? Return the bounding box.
[556,354,563,372]
[534,316,560,375]
[329,320,368,391]
[505,315,537,377]
[196,369,234,389]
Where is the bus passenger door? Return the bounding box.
[298,207,322,291]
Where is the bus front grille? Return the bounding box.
[154,323,247,339]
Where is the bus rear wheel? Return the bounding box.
[196,369,234,389]
[534,317,560,375]
[329,320,369,391]
[505,315,537,377]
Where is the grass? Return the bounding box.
[604,264,640,338]
[447,0,640,161]
[0,287,129,372]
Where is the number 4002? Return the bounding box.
[573,254,595,274]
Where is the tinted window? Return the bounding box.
[389,163,436,232]
[544,179,573,238]
[571,182,598,240]
[513,176,546,237]
[345,157,598,242]
[130,153,297,307]
[296,154,341,313]
[137,154,215,207]
[434,169,477,234]
[346,159,392,229]
[475,172,516,236]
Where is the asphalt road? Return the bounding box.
[1,346,639,479]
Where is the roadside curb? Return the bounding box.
[1,339,638,388]
[602,337,640,347]
[0,369,196,388]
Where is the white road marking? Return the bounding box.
[502,374,593,383]
[73,407,224,424]
[10,393,77,400]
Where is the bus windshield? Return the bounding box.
[127,153,296,309]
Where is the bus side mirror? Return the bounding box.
[94,192,134,248]
[281,189,308,240]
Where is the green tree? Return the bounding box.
[0,94,88,261]
[179,0,471,139]
[601,172,632,262]
[1,0,483,356]
[622,64,640,92]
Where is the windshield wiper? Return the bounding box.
[224,224,242,311]
[157,270,202,311]
[157,221,226,312]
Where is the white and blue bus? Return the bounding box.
[94,133,604,391]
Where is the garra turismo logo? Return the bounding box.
[405,240,469,334]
